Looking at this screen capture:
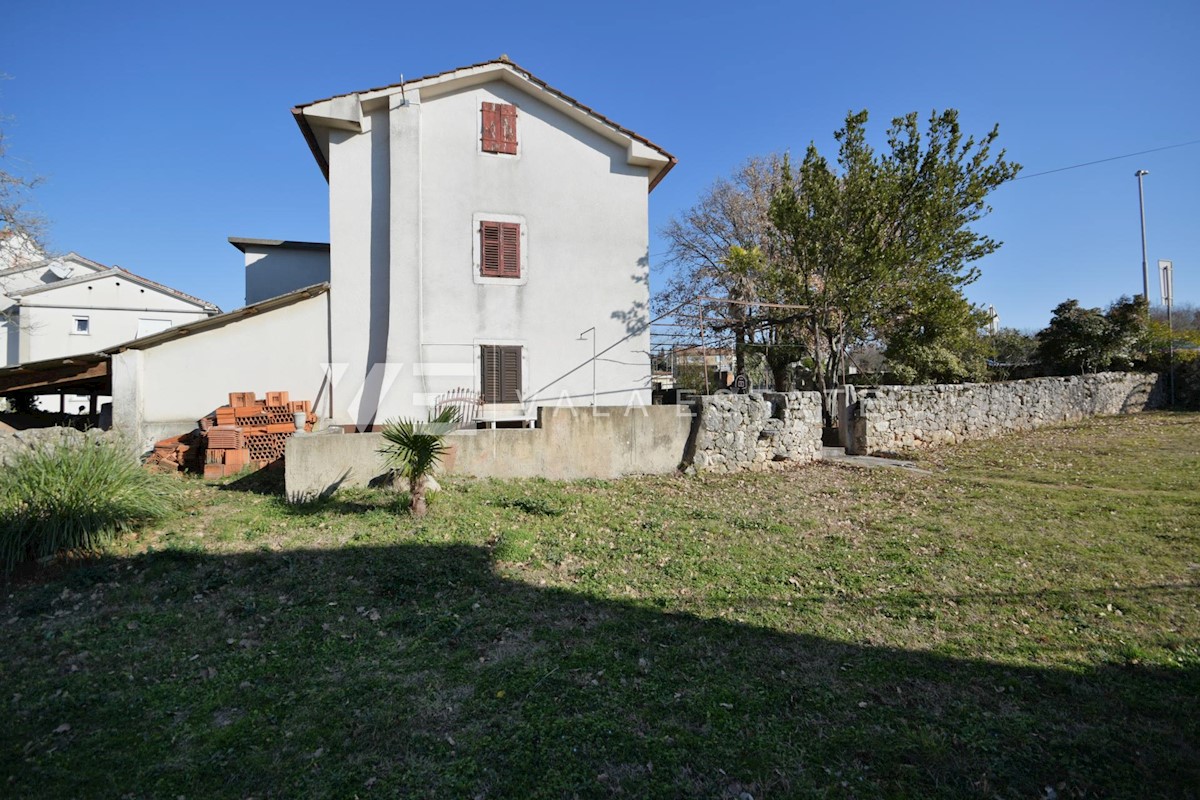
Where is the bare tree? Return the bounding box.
[0,123,47,269]
[1,115,50,364]
[656,155,803,382]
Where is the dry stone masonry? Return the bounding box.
[688,391,823,473]
[851,372,1161,454]
[0,425,133,466]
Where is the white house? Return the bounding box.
[287,58,674,428]
[0,59,674,445]
[4,257,219,365]
[247,57,674,429]
[0,247,219,412]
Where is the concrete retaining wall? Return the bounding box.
[285,404,696,500]
[850,372,1161,454]
[285,392,830,498]
[688,392,823,473]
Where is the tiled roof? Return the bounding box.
[10,266,220,312]
[293,58,676,189]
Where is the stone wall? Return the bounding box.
[687,392,823,473]
[850,372,1161,454]
[0,425,133,466]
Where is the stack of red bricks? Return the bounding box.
[199,390,316,479]
[145,430,205,472]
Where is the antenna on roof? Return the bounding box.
[399,74,406,105]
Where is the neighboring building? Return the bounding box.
[0,244,218,414]
[0,59,675,444]
[4,257,219,365]
[229,237,331,306]
[652,345,735,392]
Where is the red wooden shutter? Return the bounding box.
[480,220,520,278]
[499,222,520,277]
[481,102,517,154]
[481,102,501,152]
[480,221,501,277]
[498,104,517,155]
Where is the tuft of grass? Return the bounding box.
[493,527,536,562]
[0,438,178,577]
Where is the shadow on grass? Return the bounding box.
[216,463,286,495]
[3,543,1197,799]
[213,464,409,517]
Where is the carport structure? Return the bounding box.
[0,353,111,415]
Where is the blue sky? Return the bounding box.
[2,0,1196,331]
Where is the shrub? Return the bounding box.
[1166,351,1200,410]
[0,437,178,577]
[1037,296,1148,375]
[378,407,458,517]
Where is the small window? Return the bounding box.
[72,316,90,335]
[481,102,517,155]
[480,345,522,404]
[480,220,521,278]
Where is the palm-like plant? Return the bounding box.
[377,407,459,517]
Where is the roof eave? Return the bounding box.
[292,107,330,182]
[110,282,330,353]
[293,59,676,192]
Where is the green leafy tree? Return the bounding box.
[769,109,1020,418]
[986,327,1040,379]
[883,280,992,384]
[989,327,1039,365]
[378,407,459,517]
[1036,296,1148,375]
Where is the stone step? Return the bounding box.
[820,446,848,460]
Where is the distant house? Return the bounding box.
[0,245,218,412]
[1,253,218,366]
[652,345,735,392]
[0,59,675,445]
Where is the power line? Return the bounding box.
[1013,138,1200,181]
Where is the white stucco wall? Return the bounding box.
[17,273,211,363]
[242,245,331,305]
[323,78,653,427]
[107,292,331,450]
[135,292,331,427]
[328,117,391,429]
[21,305,209,362]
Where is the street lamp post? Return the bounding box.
[1135,170,1150,311]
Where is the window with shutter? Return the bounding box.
[480,345,523,404]
[481,102,518,155]
[480,220,521,278]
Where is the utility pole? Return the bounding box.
[1135,170,1150,315]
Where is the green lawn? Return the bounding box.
[3,412,1198,798]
